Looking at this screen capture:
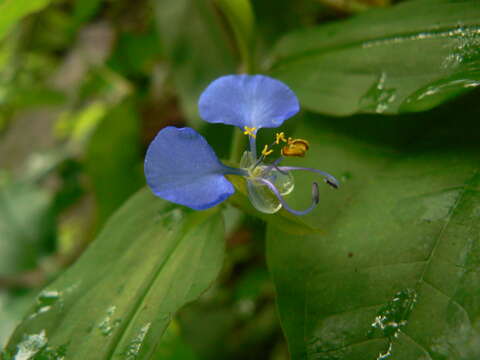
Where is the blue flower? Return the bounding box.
[145,74,339,215]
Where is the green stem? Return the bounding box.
[229,128,247,163]
[215,0,255,74]
[216,0,255,162]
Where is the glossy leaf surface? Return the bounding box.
[267,95,480,359]
[4,189,225,359]
[270,0,480,116]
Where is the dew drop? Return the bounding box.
[98,305,122,337]
[369,288,417,338]
[29,290,62,319]
[376,342,393,360]
[441,26,480,69]
[124,323,151,360]
[156,207,183,230]
[369,288,418,360]
[13,330,48,360]
[358,72,397,114]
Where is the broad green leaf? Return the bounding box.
[4,188,225,359]
[270,0,480,116]
[153,0,236,125]
[266,101,480,359]
[0,0,51,41]
[85,101,143,229]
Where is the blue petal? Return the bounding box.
[199,74,300,130]
[145,126,235,210]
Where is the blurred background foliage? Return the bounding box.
[1,0,479,359]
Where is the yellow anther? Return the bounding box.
[275,132,287,144]
[261,144,274,157]
[243,126,257,138]
[281,138,310,157]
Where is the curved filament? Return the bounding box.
[278,166,340,189]
[256,178,319,216]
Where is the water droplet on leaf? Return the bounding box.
[98,305,122,336]
[359,72,396,114]
[369,288,418,360]
[124,323,151,360]
[13,330,48,360]
[29,290,62,319]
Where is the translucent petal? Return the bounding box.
[247,179,282,214]
[240,151,295,214]
[144,126,236,210]
[198,74,300,130]
[263,168,295,196]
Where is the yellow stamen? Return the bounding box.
[281,138,310,157]
[243,126,257,138]
[275,132,287,144]
[261,144,274,157]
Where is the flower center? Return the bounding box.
[240,151,295,214]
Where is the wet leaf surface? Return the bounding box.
[266,95,480,359]
[4,189,225,359]
[270,0,480,116]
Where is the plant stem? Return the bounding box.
[230,128,247,163]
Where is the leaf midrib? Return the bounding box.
[300,169,479,359]
[102,214,193,359]
[399,169,480,356]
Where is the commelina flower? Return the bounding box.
[144,74,339,215]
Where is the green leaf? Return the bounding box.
[5,188,225,359]
[153,0,236,125]
[85,101,143,229]
[270,0,480,116]
[266,102,480,358]
[0,0,51,41]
